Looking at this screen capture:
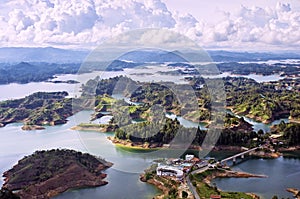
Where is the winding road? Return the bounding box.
[186,166,209,199]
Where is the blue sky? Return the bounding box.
[0,0,300,51]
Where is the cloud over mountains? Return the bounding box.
[0,0,299,50]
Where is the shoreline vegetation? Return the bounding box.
[108,136,287,159]
[1,75,300,131]
[193,169,265,199]
[71,122,300,158]
[1,149,112,199]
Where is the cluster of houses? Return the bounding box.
[156,154,209,181]
[156,154,223,199]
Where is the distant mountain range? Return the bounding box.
[0,47,299,63]
[207,50,300,62]
[118,49,187,63]
[0,47,89,63]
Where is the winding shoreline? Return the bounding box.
[204,170,266,199]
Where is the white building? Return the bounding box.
[185,154,194,161]
[156,165,184,180]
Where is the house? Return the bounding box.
[210,195,221,199]
[156,165,184,180]
[185,154,194,161]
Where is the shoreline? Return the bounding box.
[203,169,266,199]
[108,137,299,158]
[70,123,117,133]
[108,136,205,151]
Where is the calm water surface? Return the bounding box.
[212,157,300,199]
[0,65,284,101]
[0,111,160,199]
[0,66,298,198]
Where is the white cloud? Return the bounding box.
[0,0,300,50]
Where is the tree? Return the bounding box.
[182,191,188,198]
[258,129,264,135]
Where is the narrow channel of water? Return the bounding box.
[226,109,289,133]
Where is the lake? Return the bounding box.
[0,66,299,198]
[0,110,299,198]
[0,110,160,199]
[0,65,285,101]
[212,156,300,199]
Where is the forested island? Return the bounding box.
[1,149,112,199]
[0,62,80,84]
[216,62,300,77]
[0,92,73,128]
[77,76,300,151]
[1,74,300,151]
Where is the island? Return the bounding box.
[0,91,73,128]
[0,62,81,84]
[1,149,113,199]
[0,75,298,155]
[72,75,300,154]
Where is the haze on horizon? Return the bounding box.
[0,0,300,51]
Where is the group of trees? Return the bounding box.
[115,117,181,143]
[114,117,258,147]
[221,77,300,122]
[274,121,300,146]
[81,75,300,147]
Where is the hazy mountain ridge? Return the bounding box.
[1,47,300,64]
[0,47,89,63]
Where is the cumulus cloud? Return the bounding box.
[0,0,300,50]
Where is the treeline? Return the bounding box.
[81,76,137,97]
[114,117,257,147]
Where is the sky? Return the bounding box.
[0,0,300,51]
